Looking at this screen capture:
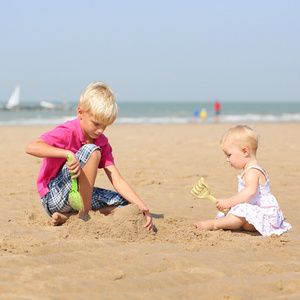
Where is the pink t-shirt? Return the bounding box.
[37,118,114,198]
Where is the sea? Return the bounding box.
[0,101,300,126]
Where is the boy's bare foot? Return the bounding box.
[52,212,69,226]
[194,220,216,230]
[51,208,118,226]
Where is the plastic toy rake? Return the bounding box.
[191,177,229,214]
[67,155,83,211]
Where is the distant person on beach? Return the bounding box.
[26,81,153,229]
[194,125,292,236]
[214,100,221,122]
[200,108,207,122]
[193,108,199,122]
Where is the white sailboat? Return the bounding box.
[6,85,20,109]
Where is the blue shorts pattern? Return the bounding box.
[41,144,129,216]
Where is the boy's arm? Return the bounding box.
[104,164,153,230]
[26,139,81,178]
[26,139,71,158]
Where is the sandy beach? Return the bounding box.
[0,122,299,299]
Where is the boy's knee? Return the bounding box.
[91,148,101,162]
[76,144,101,166]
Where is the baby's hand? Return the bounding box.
[66,153,81,179]
[216,199,230,211]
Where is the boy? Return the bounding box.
[26,81,153,230]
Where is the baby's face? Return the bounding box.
[222,139,247,170]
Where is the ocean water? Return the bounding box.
[0,101,300,126]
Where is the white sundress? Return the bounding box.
[226,166,292,236]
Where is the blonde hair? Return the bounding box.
[79,81,118,126]
[221,125,259,152]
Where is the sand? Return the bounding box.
[0,122,299,299]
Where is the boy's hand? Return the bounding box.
[66,153,81,179]
[140,205,153,231]
[144,210,153,231]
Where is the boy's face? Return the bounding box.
[78,107,107,142]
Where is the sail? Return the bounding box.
[6,85,20,109]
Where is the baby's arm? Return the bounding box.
[104,164,153,230]
[216,169,260,211]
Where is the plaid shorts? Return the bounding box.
[41,144,129,216]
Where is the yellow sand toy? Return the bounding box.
[191,177,229,214]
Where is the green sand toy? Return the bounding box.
[191,177,229,214]
[67,155,83,211]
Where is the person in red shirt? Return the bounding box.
[214,100,221,123]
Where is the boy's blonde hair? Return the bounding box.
[220,125,259,152]
[79,81,118,125]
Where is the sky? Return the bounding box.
[1,0,299,103]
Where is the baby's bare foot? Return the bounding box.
[52,212,68,226]
[194,220,216,230]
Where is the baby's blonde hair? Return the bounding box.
[79,81,118,126]
[220,125,259,152]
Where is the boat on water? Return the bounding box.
[1,86,71,111]
[40,100,70,110]
[40,101,57,109]
[6,85,20,109]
